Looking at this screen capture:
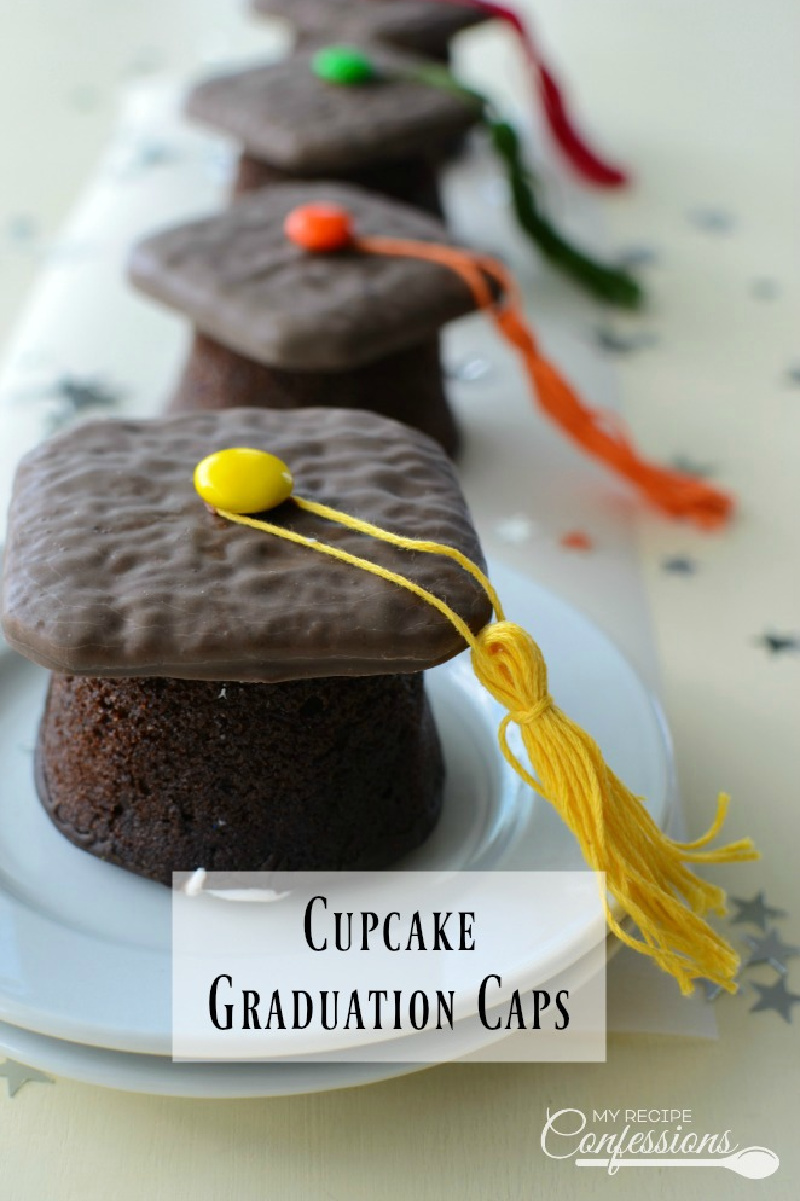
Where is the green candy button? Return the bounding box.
[312,46,377,86]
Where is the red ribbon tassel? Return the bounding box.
[431,0,629,188]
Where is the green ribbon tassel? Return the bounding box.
[488,120,642,308]
[312,47,644,311]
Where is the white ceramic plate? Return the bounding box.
[0,1017,423,1098]
[0,936,613,1097]
[0,560,673,1062]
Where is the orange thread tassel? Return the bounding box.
[356,234,733,530]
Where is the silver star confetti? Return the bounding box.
[756,631,800,656]
[688,207,735,234]
[7,214,38,247]
[749,976,800,1023]
[700,976,737,1003]
[743,927,800,974]
[40,376,125,436]
[57,376,123,412]
[595,326,658,355]
[110,139,180,180]
[731,890,788,931]
[750,278,779,301]
[0,1059,54,1098]
[616,244,659,270]
[670,454,716,478]
[11,374,122,413]
[662,555,697,575]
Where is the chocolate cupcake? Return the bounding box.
[128,182,481,457]
[1,408,492,886]
[185,42,479,208]
[252,0,488,62]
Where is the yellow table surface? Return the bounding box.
[0,1,797,1197]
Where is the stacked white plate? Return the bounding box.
[0,561,674,1095]
[0,85,675,1096]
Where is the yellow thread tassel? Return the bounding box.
[471,622,758,994]
[215,498,759,995]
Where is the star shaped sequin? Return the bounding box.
[700,976,737,1003]
[56,376,123,412]
[0,1059,54,1098]
[749,976,800,1023]
[42,375,125,434]
[743,928,800,974]
[12,374,124,418]
[111,139,180,179]
[756,632,800,656]
[662,555,697,575]
[7,214,38,243]
[616,245,659,270]
[730,891,788,931]
[688,207,735,233]
[750,278,780,301]
[669,454,716,478]
[595,327,658,355]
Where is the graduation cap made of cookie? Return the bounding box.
[186,41,639,305]
[128,181,474,454]
[1,408,491,679]
[250,0,488,59]
[1,407,489,883]
[185,41,479,209]
[250,1,630,189]
[130,183,734,527]
[1,404,758,988]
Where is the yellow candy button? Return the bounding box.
[194,448,294,514]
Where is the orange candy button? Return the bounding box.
[284,204,354,253]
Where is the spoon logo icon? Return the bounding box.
[722,1147,780,1180]
[575,1144,780,1179]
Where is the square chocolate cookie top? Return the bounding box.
[128,181,477,370]
[252,0,487,52]
[1,409,492,682]
[184,43,478,172]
